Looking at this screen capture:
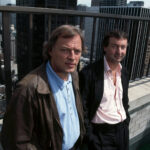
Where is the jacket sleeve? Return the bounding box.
[79,68,100,149]
[122,68,130,126]
[1,85,39,150]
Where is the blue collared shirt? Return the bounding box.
[46,61,80,150]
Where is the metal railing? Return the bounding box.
[0,6,150,103]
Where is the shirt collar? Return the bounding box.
[46,61,72,90]
[104,56,122,74]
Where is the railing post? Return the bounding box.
[79,16,84,30]
[90,17,97,63]
[65,15,69,24]
[147,59,150,76]
[2,12,12,104]
[28,14,33,70]
[144,21,150,77]
[48,15,52,39]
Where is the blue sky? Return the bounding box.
[77,0,150,7]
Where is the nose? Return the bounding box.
[68,50,75,59]
[117,46,122,55]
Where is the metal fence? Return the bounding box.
[0,6,150,104]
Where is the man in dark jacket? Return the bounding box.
[1,25,85,150]
[80,30,130,150]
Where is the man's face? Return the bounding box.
[49,34,82,80]
[104,37,128,65]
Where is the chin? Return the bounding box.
[115,58,122,62]
[66,68,75,73]
[116,59,122,62]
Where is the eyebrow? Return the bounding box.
[61,46,82,51]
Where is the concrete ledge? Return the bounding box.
[129,94,150,114]
[129,77,150,102]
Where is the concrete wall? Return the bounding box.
[129,77,150,150]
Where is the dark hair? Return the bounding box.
[102,30,128,48]
[43,24,87,62]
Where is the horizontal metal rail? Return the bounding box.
[0,6,150,21]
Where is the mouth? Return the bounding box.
[115,55,123,59]
[65,63,76,68]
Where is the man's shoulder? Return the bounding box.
[17,64,47,89]
[80,59,104,74]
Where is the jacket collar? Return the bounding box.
[36,63,79,94]
[36,63,51,94]
[71,71,79,90]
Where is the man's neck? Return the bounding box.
[49,61,69,81]
[56,72,69,81]
[108,63,119,72]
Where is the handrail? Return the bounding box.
[0,6,150,21]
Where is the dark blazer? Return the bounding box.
[79,58,130,145]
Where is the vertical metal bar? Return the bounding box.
[65,15,68,24]
[128,20,139,80]
[2,12,12,104]
[44,15,48,41]
[79,16,84,30]
[48,15,52,39]
[29,13,33,70]
[142,21,150,77]
[147,59,150,76]
[139,21,147,78]
[90,17,97,64]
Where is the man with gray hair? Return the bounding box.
[1,25,86,150]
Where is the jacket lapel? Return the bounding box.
[72,71,85,141]
[91,59,104,118]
